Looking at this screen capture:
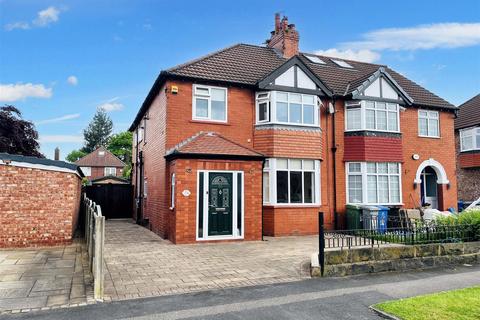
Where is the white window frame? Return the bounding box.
[104,167,116,176]
[460,127,480,152]
[192,84,228,123]
[143,178,148,198]
[418,110,440,138]
[255,91,320,127]
[345,100,400,133]
[171,173,175,209]
[346,162,403,205]
[196,170,244,241]
[256,92,271,123]
[263,158,321,206]
[80,166,91,176]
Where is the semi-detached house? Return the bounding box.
[129,14,458,244]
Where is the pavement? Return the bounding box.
[103,220,317,301]
[0,240,93,313]
[2,264,479,319]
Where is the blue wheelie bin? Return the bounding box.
[376,206,390,234]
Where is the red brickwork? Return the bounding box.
[455,132,480,201]
[0,165,82,248]
[169,159,263,244]
[344,135,403,162]
[132,79,457,242]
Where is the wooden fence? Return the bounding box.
[83,193,105,301]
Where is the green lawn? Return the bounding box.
[374,286,480,320]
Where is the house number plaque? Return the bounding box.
[182,189,191,197]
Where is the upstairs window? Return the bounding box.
[104,167,116,176]
[193,85,227,122]
[460,127,480,152]
[345,101,399,133]
[80,167,91,176]
[418,110,439,137]
[256,91,319,127]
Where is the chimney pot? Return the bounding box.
[54,147,60,161]
[266,13,299,58]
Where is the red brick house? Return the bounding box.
[75,146,125,180]
[130,14,458,244]
[455,94,480,203]
[0,153,83,247]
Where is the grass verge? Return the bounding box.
[374,286,480,320]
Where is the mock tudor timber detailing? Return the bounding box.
[130,14,458,243]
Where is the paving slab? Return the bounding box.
[103,220,317,301]
[0,240,92,313]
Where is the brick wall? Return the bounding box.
[344,135,403,162]
[87,166,124,180]
[0,165,82,248]
[169,158,263,244]
[400,108,457,210]
[455,132,480,201]
[132,78,458,242]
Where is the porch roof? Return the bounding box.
[165,132,264,161]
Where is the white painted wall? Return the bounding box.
[275,66,295,87]
[297,68,316,89]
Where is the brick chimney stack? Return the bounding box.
[54,147,60,161]
[267,13,299,58]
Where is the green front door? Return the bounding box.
[208,172,233,236]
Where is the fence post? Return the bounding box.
[318,212,325,277]
[93,205,105,301]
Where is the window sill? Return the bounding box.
[189,119,230,126]
[418,135,440,139]
[263,203,321,208]
[346,203,404,206]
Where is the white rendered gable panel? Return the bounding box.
[363,78,381,97]
[381,77,398,99]
[274,66,295,87]
[297,68,316,89]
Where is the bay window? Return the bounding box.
[418,110,439,137]
[193,85,227,122]
[347,162,402,205]
[460,127,480,151]
[345,101,400,132]
[263,158,320,205]
[256,91,319,126]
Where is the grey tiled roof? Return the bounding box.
[130,43,455,131]
[166,44,454,109]
[455,94,480,130]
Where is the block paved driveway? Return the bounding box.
[104,220,317,301]
[0,240,92,313]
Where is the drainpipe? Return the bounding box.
[261,158,265,241]
[331,97,338,229]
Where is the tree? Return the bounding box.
[82,109,113,153]
[0,105,44,157]
[65,149,87,163]
[107,131,132,163]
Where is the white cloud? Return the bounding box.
[36,113,80,125]
[0,83,52,102]
[98,97,125,112]
[67,76,78,86]
[316,23,480,64]
[344,23,480,51]
[33,6,60,27]
[4,22,30,31]
[99,102,124,112]
[39,135,83,143]
[314,49,381,63]
[4,6,61,31]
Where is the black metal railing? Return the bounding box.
[317,212,479,276]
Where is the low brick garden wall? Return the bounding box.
[311,242,480,277]
[0,164,82,248]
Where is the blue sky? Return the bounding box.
[1,0,479,160]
